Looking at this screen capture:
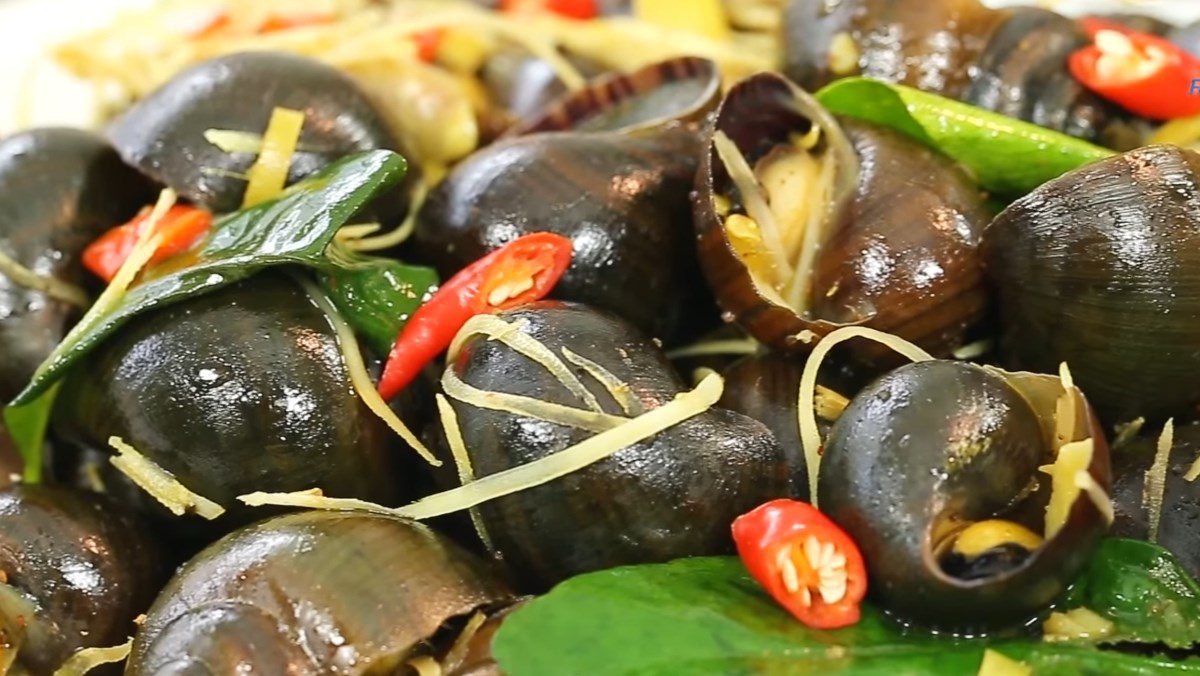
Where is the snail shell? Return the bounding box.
[415,58,720,341]
[1110,423,1200,580]
[127,511,512,674]
[0,484,164,673]
[440,302,788,589]
[818,360,1110,631]
[984,144,1200,424]
[694,73,989,357]
[962,7,1141,149]
[53,274,402,536]
[0,128,155,401]
[783,0,1000,97]
[107,51,410,217]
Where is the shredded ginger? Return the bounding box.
[448,314,602,412]
[240,373,723,520]
[1043,607,1115,643]
[241,106,305,208]
[295,275,440,466]
[976,649,1031,676]
[1143,418,1175,543]
[797,326,933,505]
[109,436,225,520]
[53,640,133,676]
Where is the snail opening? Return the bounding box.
[714,125,837,317]
[935,518,1044,582]
[928,367,1112,584]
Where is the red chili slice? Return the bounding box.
[377,232,573,401]
[257,12,335,34]
[732,499,868,630]
[82,205,214,283]
[499,0,599,21]
[412,28,446,62]
[1069,25,1200,120]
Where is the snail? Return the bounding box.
[0,128,155,402]
[127,510,513,674]
[414,57,720,341]
[818,358,1110,631]
[53,274,404,536]
[107,51,414,219]
[434,301,788,589]
[694,72,990,359]
[0,484,164,674]
[983,144,1200,424]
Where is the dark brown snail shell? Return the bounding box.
[0,128,156,402]
[481,50,571,126]
[414,58,719,341]
[783,0,1000,97]
[719,355,809,498]
[438,301,788,589]
[983,145,1200,425]
[0,484,164,674]
[126,511,512,675]
[1110,423,1200,580]
[503,56,718,137]
[818,360,1110,631]
[107,51,409,216]
[481,50,608,129]
[694,73,989,357]
[962,7,1142,150]
[783,1,1139,148]
[52,274,402,535]
[718,353,863,500]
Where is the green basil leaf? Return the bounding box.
[814,77,1115,196]
[1061,538,1200,649]
[9,150,407,406]
[320,243,438,356]
[2,382,59,483]
[493,556,1200,675]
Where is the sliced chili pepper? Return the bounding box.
[732,499,867,630]
[1069,26,1200,120]
[82,205,214,283]
[176,7,231,40]
[413,28,447,63]
[377,232,573,401]
[499,0,599,21]
[258,12,335,34]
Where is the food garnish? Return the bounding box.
[52,640,133,676]
[1070,21,1200,120]
[82,204,212,283]
[108,436,225,519]
[378,232,573,400]
[732,499,867,629]
[241,106,304,207]
[242,372,723,520]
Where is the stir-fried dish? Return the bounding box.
[5,0,1200,674]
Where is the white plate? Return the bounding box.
[2,0,1200,136]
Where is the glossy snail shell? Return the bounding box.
[984,144,1200,424]
[127,511,512,674]
[694,72,990,357]
[818,360,1110,631]
[415,58,720,341]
